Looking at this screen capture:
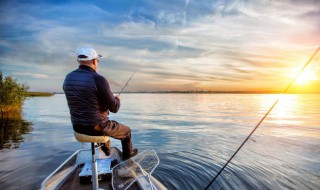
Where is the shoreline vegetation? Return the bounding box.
[26,92,54,97]
[0,72,32,150]
[0,72,28,118]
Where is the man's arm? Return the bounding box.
[94,74,120,113]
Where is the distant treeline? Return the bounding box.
[117,90,319,94]
[117,90,284,94]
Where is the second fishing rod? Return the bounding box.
[205,46,320,189]
[118,70,137,96]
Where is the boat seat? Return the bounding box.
[74,131,110,143]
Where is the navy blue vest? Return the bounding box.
[63,67,103,127]
[63,65,120,135]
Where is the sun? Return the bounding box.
[296,69,318,85]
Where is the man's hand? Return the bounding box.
[115,95,121,101]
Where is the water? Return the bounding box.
[0,93,319,190]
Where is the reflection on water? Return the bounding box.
[271,95,301,124]
[0,111,32,150]
[0,94,319,190]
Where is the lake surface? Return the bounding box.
[0,93,319,190]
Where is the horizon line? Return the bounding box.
[32,90,320,94]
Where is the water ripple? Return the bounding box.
[0,94,319,190]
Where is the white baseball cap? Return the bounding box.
[76,46,102,61]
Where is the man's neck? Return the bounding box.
[79,63,96,71]
[79,64,96,72]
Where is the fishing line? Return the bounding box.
[205,46,320,190]
[118,70,137,95]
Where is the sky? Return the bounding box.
[0,0,319,93]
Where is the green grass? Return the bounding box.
[26,92,54,97]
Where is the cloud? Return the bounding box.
[0,0,319,92]
[13,72,48,79]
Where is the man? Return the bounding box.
[63,46,138,160]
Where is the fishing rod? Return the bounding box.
[205,46,320,190]
[118,70,137,95]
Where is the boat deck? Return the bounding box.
[41,147,166,190]
[59,169,139,190]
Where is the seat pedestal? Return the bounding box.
[74,132,110,190]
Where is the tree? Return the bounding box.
[0,71,29,116]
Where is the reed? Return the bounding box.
[0,71,29,119]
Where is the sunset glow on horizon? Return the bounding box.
[296,69,318,85]
[0,0,319,93]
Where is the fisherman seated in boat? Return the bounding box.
[63,46,138,160]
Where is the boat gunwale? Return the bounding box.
[40,148,86,190]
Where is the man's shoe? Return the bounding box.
[131,148,139,157]
[100,144,110,156]
[122,148,139,160]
